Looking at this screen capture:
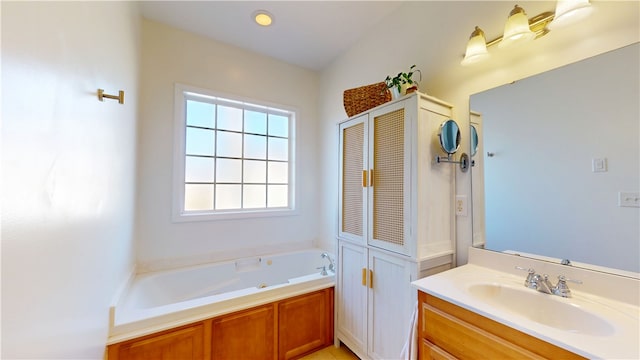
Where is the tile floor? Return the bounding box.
[300,344,360,360]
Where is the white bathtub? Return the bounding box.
[108,249,335,344]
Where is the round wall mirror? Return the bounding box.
[438,119,461,154]
[470,124,479,157]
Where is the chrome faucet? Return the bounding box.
[321,252,335,273]
[552,275,583,298]
[516,267,582,297]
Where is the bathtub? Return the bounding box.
[108,249,335,344]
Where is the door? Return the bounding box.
[338,115,368,244]
[368,249,414,360]
[336,240,368,354]
[368,100,411,256]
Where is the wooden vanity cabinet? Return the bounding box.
[418,291,586,360]
[108,288,334,360]
[107,322,209,360]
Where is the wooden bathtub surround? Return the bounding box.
[417,291,585,360]
[107,287,334,360]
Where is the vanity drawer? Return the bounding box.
[420,338,456,360]
[418,292,585,360]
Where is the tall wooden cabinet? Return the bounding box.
[337,93,456,360]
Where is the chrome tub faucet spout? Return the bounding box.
[321,252,335,273]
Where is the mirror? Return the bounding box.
[470,43,639,276]
[438,119,461,154]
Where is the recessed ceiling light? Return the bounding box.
[253,10,274,27]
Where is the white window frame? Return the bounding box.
[172,83,297,222]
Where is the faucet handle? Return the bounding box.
[515,266,536,288]
[552,275,582,298]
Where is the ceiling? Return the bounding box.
[138,1,639,75]
[138,1,404,71]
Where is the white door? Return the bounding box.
[367,249,414,360]
[337,240,368,354]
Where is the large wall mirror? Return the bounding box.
[470,43,639,276]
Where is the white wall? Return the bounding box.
[318,1,640,264]
[1,2,139,358]
[135,20,320,271]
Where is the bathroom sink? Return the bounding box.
[467,283,615,336]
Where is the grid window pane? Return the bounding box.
[243,185,266,208]
[216,158,242,183]
[186,127,214,156]
[186,100,215,128]
[268,162,288,183]
[269,114,288,137]
[217,131,242,158]
[185,184,214,211]
[268,185,288,207]
[180,91,292,215]
[185,156,215,182]
[217,105,242,131]
[244,134,267,159]
[244,160,266,183]
[245,111,267,135]
[216,184,241,210]
[268,138,288,161]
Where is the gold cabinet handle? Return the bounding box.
[362,268,367,286]
[362,170,368,187]
[369,269,373,289]
[369,169,374,187]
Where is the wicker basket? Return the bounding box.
[343,82,391,117]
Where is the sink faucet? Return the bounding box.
[516,267,582,297]
[531,273,554,294]
[321,252,335,273]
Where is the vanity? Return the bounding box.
[412,248,639,359]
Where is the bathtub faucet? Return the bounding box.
[321,252,335,273]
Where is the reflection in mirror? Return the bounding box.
[438,119,461,154]
[469,124,479,157]
[470,44,639,275]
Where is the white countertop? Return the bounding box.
[412,252,640,359]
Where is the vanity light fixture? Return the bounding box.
[499,5,536,48]
[549,0,593,29]
[460,27,490,66]
[253,10,274,27]
[461,1,592,66]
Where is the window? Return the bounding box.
[173,84,295,221]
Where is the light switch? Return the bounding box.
[455,195,467,216]
[618,192,640,208]
[592,158,607,172]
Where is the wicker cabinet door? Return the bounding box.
[368,100,409,255]
[338,115,368,244]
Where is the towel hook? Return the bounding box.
[98,89,124,104]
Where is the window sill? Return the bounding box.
[172,208,298,223]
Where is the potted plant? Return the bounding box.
[385,65,422,99]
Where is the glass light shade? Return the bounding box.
[499,5,536,48]
[549,0,593,29]
[461,27,490,66]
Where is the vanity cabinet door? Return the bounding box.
[211,304,276,360]
[418,291,586,360]
[108,323,207,360]
[278,288,334,360]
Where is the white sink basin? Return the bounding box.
[467,283,615,336]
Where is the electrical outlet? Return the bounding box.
[455,195,467,216]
